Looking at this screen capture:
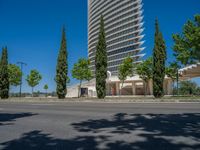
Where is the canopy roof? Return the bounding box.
[179,63,200,79]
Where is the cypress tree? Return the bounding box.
[153,19,167,98]
[95,15,107,99]
[56,27,68,99]
[0,47,9,99]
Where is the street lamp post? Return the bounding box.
[17,62,27,97]
[176,69,179,96]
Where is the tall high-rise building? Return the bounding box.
[88,0,145,75]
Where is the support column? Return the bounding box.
[163,80,167,95]
[116,82,120,96]
[167,80,173,95]
[149,80,153,95]
[132,82,136,95]
[106,83,110,96]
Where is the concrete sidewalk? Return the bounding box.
[1,96,200,103]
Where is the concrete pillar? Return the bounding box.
[132,82,136,95]
[149,80,153,95]
[116,82,120,95]
[106,83,110,96]
[167,80,173,95]
[163,80,167,95]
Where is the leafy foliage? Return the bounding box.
[118,57,135,91]
[179,81,200,95]
[165,62,180,95]
[0,47,9,99]
[26,70,42,96]
[136,57,153,95]
[56,27,68,99]
[153,19,167,98]
[8,64,22,87]
[136,57,153,83]
[72,58,93,81]
[95,16,107,99]
[173,14,200,65]
[72,58,93,97]
[165,62,179,82]
[118,57,135,82]
[44,84,48,90]
[43,84,48,97]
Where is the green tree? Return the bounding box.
[43,84,48,97]
[179,81,199,95]
[56,27,68,99]
[0,47,9,99]
[196,87,200,95]
[72,58,93,97]
[136,57,153,96]
[26,70,42,97]
[118,57,135,95]
[165,62,179,95]
[153,19,167,98]
[173,14,200,65]
[8,64,22,87]
[95,15,107,99]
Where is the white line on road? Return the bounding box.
[31,104,54,106]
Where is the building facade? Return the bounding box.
[66,0,174,98]
[88,0,145,75]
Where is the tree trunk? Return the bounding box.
[32,87,34,97]
[78,80,82,98]
[9,86,11,98]
[120,81,124,96]
[46,90,47,98]
[172,81,175,96]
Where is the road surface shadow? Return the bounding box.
[0,130,107,150]
[0,112,37,126]
[72,113,200,150]
[0,113,200,150]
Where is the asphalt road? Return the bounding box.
[0,101,200,150]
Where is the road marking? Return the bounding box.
[31,104,54,106]
[0,108,4,111]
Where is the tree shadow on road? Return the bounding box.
[0,113,200,150]
[71,113,200,150]
[0,130,108,150]
[0,112,37,126]
[72,113,200,135]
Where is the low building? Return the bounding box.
[66,75,173,98]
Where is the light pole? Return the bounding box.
[176,68,179,96]
[17,62,27,97]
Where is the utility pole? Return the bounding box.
[17,62,27,97]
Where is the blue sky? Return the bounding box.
[0,0,199,93]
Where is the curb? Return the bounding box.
[0,98,200,104]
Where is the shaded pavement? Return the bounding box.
[0,102,200,150]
